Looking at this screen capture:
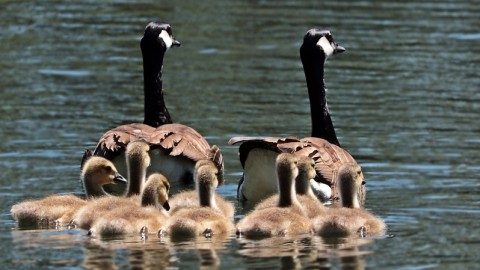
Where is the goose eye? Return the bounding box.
[105,166,113,173]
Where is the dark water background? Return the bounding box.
[1,0,479,268]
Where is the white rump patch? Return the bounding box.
[159,30,173,49]
[317,36,335,57]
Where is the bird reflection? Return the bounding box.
[82,234,172,269]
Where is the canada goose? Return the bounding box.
[83,21,224,194]
[168,160,234,219]
[163,160,234,239]
[235,153,313,239]
[10,157,127,227]
[88,173,170,237]
[229,29,363,205]
[254,156,327,219]
[313,163,386,237]
[71,140,153,229]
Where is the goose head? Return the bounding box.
[337,163,365,209]
[81,157,127,198]
[125,140,151,196]
[301,29,345,60]
[141,173,171,211]
[194,160,219,208]
[295,156,317,196]
[141,21,181,56]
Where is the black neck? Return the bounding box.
[300,45,341,147]
[141,44,173,127]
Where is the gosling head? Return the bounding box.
[126,140,151,169]
[81,157,127,197]
[295,156,317,196]
[194,160,219,208]
[301,29,345,61]
[141,21,181,54]
[275,153,299,189]
[194,160,220,190]
[141,173,171,211]
[337,163,365,209]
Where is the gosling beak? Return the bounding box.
[334,44,346,54]
[113,173,128,184]
[162,201,170,211]
[361,180,366,185]
[171,39,181,47]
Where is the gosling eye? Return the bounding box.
[104,166,113,173]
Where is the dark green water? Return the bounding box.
[1,0,479,268]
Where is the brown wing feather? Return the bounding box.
[92,123,156,158]
[149,124,225,179]
[90,123,224,181]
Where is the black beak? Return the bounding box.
[334,45,346,54]
[361,180,366,185]
[163,201,170,211]
[113,173,128,184]
[172,39,181,47]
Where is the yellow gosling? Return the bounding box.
[313,163,386,237]
[10,157,126,227]
[235,153,313,239]
[254,156,327,219]
[163,160,234,239]
[88,173,170,237]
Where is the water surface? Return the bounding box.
[1,0,479,268]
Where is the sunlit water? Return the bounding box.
[1,0,479,269]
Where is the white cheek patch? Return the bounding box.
[317,36,335,57]
[158,30,173,49]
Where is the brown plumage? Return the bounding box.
[313,163,386,237]
[88,173,171,237]
[235,153,314,239]
[10,157,127,227]
[82,22,224,194]
[229,29,364,205]
[163,160,234,239]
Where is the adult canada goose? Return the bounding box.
[162,160,234,239]
[168,160,234,219]
[254,156,327,219]
[83,21,224,194]
[88,173,171,237]
[10,157,127,227]
[235,153,313,239]
[229,29,362,205]
[313,163,386,237]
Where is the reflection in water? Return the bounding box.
[236,235,376,269]
[83,235,172,269]
[166,234,233,269]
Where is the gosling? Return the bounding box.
[254,156,327,219]
[88,173,171,237]
[235,153,314,239]
[10,157,126,227]
[312,163,386,237]
[163,160,234,239]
